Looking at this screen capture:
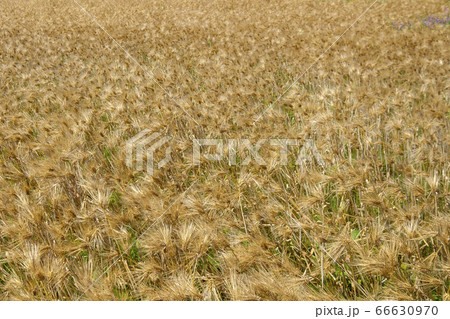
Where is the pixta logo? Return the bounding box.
[126,130,325,175]
[126,130,171,176]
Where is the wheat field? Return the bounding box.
[0,0,449,300]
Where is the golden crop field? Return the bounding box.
[0,0,449,300]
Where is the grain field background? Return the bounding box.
[0,0,449,300]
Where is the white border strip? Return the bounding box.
[2,301,449,319]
